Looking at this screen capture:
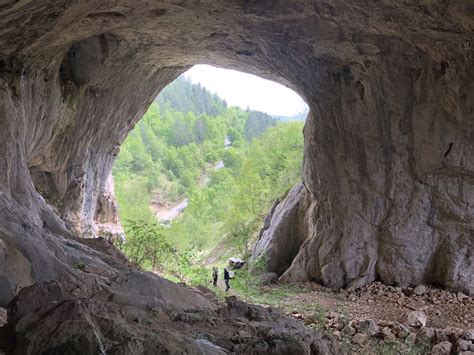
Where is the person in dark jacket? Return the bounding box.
[224,267,230,291]
[212,267,218,287]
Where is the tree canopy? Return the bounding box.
[113,75,304,284]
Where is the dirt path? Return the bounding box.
[151,160,225,223]
[151,198,188,222]
[197,160,224,187]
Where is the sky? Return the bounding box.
[183,65,308,117]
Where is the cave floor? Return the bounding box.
[228,281,473,353]
[276,282,472,329]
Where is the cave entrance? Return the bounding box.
[111,64,308,282]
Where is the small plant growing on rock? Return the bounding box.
[75,262,86,271]
[251,254,268,273]
[302,304,330,330]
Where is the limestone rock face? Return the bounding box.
[252,184,312,275]
[94,174,125,242]
[0,236,34,306]
[0,0,473,351]
[278,39,474,293]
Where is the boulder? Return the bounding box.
[259,272,279,285]
[431,341,453,355]
[342,325,356,336]
[392,323,411,339]
[436,328,450,343]
[413,285,427,296]
[352,333,369,345]
[420,327,436,340]
[463,329,474,341]
[381,327,396,343]
[458,339,472,352]
[407,311,428,328]
[356,319,380,336]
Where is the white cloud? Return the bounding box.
[183,65,308,117]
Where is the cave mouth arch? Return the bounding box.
[0,1,472,311]
[25,26,320,240]
[111,64,309,268]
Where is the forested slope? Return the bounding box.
[112,76,304,282]
[156,76,228,116]
[114,78,270,218]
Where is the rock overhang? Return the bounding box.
[0,0,472,306]
[0,2,472,353]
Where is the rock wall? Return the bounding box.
[95,174,125,242]
[252,184,313,275]
[294,33,474,294]
[0,0,472,343]
[255,39,474,294]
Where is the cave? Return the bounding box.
[0,1,472,353]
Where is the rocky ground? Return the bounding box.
[0,285,339,355]
[1,266,473,354]
[0,237,340,354]
[265,281,473,354]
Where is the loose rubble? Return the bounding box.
[284,282,473,354]
[320,314,474,354]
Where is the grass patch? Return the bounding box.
[229,268,304,307]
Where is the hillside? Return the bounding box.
[275,108,309,122]
[156,76,227,116]
[112,76,304,282]
[113,76,284,222]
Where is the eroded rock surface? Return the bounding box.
[252,184,312,275]
[0,0,473,352]
[95,174,125,242]
[8,279,338,354]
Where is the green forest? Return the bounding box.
[113,76,304,286]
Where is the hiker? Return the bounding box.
[224,267,230,291]
[212,267,218,287]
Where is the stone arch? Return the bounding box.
[0,0,472,311]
